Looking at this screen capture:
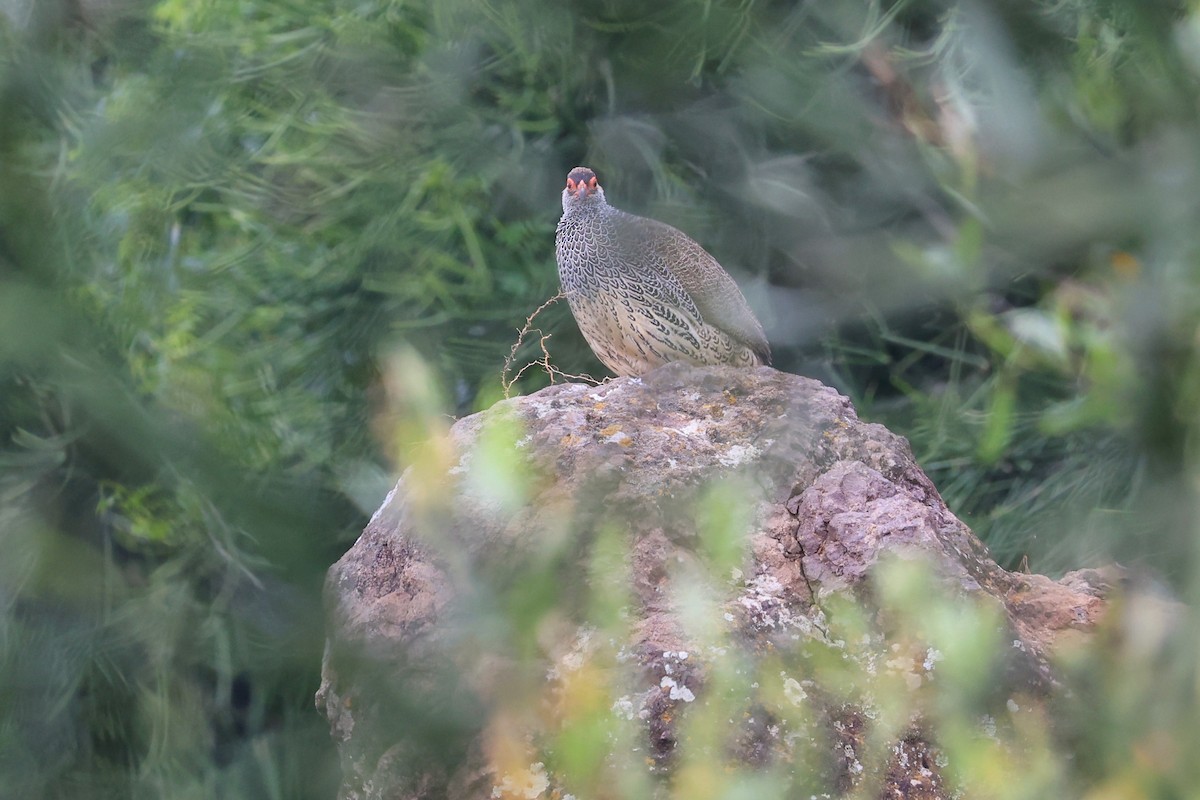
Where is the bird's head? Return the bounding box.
[562,166,605,212]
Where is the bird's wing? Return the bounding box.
[624,215,771,365]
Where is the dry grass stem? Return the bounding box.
[502,293,602,397]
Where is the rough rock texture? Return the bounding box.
[318,365,1117,799]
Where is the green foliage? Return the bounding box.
[2,0,1200,795]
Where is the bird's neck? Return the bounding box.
[561,199,613,223]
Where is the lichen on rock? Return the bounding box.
[318,364,1119,799]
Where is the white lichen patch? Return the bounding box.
[545,627,596,681]
[718,443,760,467]
[611,695,636,720]
[860,696,880,721]
[843,744,864,776]
[885,654,923,690]
[783,677,808,706]
[737,573,830,642]
[528,385,589,417]
[604,430,632,446]
[979,714,997,740]
[660,676,696,702]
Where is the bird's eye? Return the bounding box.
[566,179,575,190]
[588,177,598,188]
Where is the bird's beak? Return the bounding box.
[574,184,589,199]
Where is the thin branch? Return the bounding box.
[502,293,602,397]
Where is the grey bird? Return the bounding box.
[554,166,771,377]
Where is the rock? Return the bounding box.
[318,364,1119,799]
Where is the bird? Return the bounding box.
[554,166,771,377]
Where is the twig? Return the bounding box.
[502,293,602,397]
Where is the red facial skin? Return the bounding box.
[565,171,599,200]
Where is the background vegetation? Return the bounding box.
[1,0,1199,797]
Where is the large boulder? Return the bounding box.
[317,364,1116,799]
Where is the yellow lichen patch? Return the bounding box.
[597,425,633,446]
[484,713,546,800]
[554,660,608,720]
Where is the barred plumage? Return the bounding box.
[555,166,771,377]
